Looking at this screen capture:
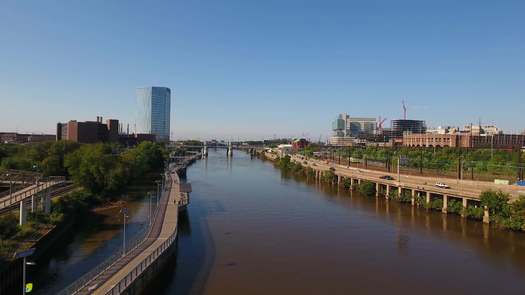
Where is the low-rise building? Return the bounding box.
[57,116,156,144]
[329,136,355,146]
[277,144,293,157]
[0,132,55,144]
[292,138,309,150]
[403,133,525,150]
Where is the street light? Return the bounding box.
[120,207,128,256]
[14,248,35,295]
[155,180,161,207]
[148,192,153,225]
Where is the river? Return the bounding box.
[35,150,525,294]
[158,150,525,295]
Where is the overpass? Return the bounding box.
[59,154,198,295]
[0,177,67,224]
[290,155,525,223]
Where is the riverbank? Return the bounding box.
[263,151,525,233]
[152,150,525,295]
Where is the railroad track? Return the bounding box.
[0,183,75,215]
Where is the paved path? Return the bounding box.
[91,169,181,294]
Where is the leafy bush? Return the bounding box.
[500,195,525,231]
[358,181,376,197]
[0,214,19,239]
[431,199,443,211]
[399,192,412,203]
[447,199,463,214]
[342,178,352,190]
[322,170,337,183]
[480,190,510,218]
[13,223,37,240]
[466,206,484,220]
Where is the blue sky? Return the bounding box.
[1,0,524,140]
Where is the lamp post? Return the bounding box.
[14,248,35,295]
[148,192,152,226]
[120,207,128,256]
[155,180,161,207]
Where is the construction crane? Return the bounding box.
[402,100,407,120]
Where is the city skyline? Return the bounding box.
[1,1,524,140]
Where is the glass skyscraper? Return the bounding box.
[136,86,171,142]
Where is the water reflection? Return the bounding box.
[32,188,155,295]
[163,151,525,294]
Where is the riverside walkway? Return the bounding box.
[61,155,197,295]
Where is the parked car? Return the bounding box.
[380,175,395,180]
[435,182,450,189]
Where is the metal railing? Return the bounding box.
[104,228,178,295]
[104,170,182,294]
[59,156,196,295]
[57,194,165,295]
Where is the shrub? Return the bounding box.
[466,206,484,220]
[358,181,376,197]
[399,192,412,203]
[480,190,510,218]
[278,155,292,170]
[447,199,463,214]
[342,178,352,190]
[431,199,443,211]
[500,195,525,231]
[13,223,37,240]
[415,195,426,207]
[322,170,337,183]
[0,214,19,239]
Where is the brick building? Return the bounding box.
[403,133,525,150]
[56,117,120,144]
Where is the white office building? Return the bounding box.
[136,86,171,142]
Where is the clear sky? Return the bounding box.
[1,0,524,140]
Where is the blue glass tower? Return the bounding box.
[136,86,171,141]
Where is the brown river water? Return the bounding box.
[34,150,525,294]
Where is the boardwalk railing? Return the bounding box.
[59,155,197,295]
[57,187,167,295]
[104,228,178,295]
[103,169,185,294]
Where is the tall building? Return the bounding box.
[391,119,426,137]
[136,87,171,142]
[331,113,376,137]
[330,113,376,146]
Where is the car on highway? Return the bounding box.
[379,175,395,180]
[435,182,450,189]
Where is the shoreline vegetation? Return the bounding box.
[0,141,167,265]
[294,145,524,182]
[269,153,525,233]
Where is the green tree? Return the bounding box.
[480,190,510,218]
